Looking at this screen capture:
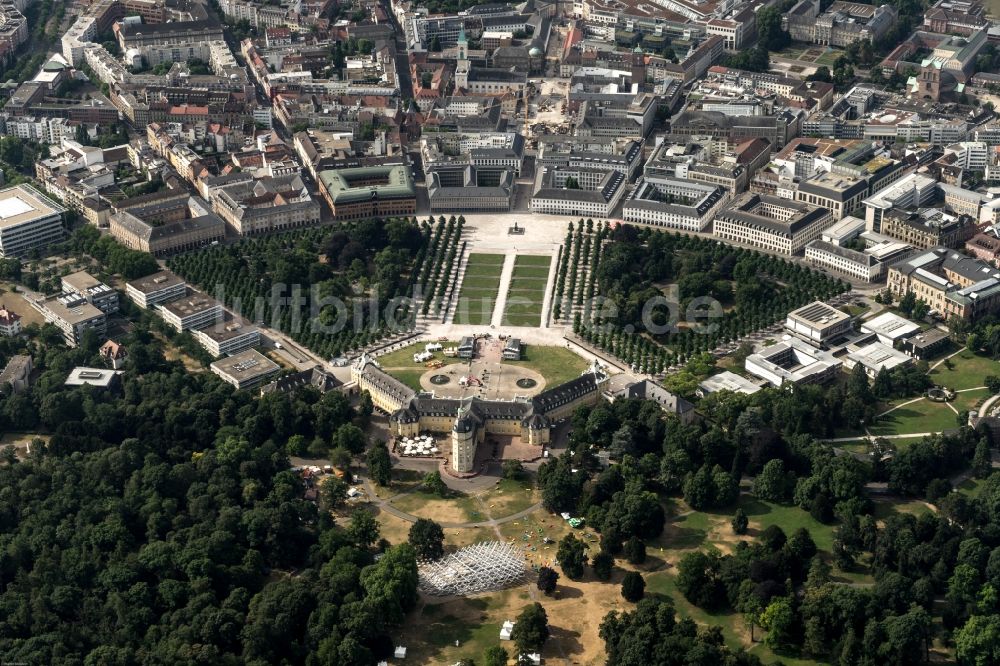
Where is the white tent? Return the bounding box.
[394,646,407,659]
[500,620,515,640]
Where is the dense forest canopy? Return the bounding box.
[0,322,416,665]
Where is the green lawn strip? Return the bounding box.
[463,266,505,279]
[453,310,492,325]
[928,351,997,390]
[513,255,552,267]
[869,399,961,436]
[465,253,506,265]
[511,266,551,279]
[461,275,504,290]
[509,274,548,286]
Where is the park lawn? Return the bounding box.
[386,368,426,391]
[813,49,843,66]
[738,496,837,553]
[397,594,520,665]
[369,468,425,500]
[928,350,998,390]
[509,276,549,290]
[954,387,990,413]
[958,477,987,498]
[502,302,544,324]
[482,477,538,517]
[505,345,589,387]
[375,341,462,367]
[872,497,935,522]
[375,341,465,390]
[465,253,506,266]
[645,573,821,666]
[869,398,961,437]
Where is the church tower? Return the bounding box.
[455,26,470,90]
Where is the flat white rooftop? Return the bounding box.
[698,370,761,395]
[0,185,63,228]
[860,312,920,342]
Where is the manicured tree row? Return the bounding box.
[575,234,592,307]
[564,222,585,315]
[549,244,564,321]
[421,216,457,316]
[418,217,446,290]
[439,240,467,322]
[552,222,577,321]
[432,217,465,315]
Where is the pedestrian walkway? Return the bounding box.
[490,253,518,328]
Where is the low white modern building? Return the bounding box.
[193,316,261,357]
[784,300,854,347]
[157,293,223,332]
[846,341,913,378]
[859,312,920,346]
[697,370,762,397]
[745,337,842,388]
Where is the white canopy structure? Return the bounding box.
[418,541,526,596]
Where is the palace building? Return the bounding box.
[351,353,607,473]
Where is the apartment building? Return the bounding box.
[125,271,187,309]
[61,271,118,315]
[193,316,260,357]
[32,294,107,347]
[157,292,223,332]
